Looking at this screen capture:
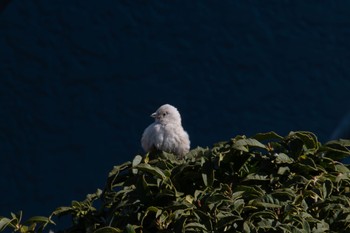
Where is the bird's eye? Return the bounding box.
[162,111,168,117]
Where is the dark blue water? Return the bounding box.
[1,1,350,221]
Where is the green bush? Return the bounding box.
[2,131,350,233]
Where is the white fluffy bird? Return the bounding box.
[141,104,190,157]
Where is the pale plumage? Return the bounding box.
[141,104,190,157]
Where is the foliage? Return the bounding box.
[0,211,53,233]
[2,131,350,232]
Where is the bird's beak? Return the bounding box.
[151,112,157,118]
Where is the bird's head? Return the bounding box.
[151,104,182,125]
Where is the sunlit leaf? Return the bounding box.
[0,218,14,231]
[275,153,294,164]
[243,173,269,182]
[132,155,143,174]
[277,166,290,175]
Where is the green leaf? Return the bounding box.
[321,142,350,160]
[108,161,132,177]
[321,179,333,199]
[201,157,214,187]
[147,206,162,218]
[0,218,14,231]
[184,222,207,231]
[312,220,329,233]
[290,131,319,150]
[243,221,251,233]
[296,157,318,173]
[132,155,143,174]
[234,138,266,150]
[248,200,281,209]
[231,191,245,200]
[51,206,73,217]
[275,153,294,164]
[216,213,242,230]
[326,139,350,147]
[135,163,167,179]
[253,131,284,141]
[243,173,269,182]
[335,163,350,173]
[271,189,295,201]
[236,185,266,198]
[256,218,276,230]
[94,226,123,233]
[86,189,103,202]
[335,172,350,183]
[125,224,137,233]
[20,225,30,233]
[248,210,278,220]
[24,216,52,225]
[11,211,21,225]
[277,166,290,175]
[186,147,210,160]
[301,218,311,233]
[287,137,304,158]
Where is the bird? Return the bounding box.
[141,104,190,158]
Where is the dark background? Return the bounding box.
[1,0,350,220]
